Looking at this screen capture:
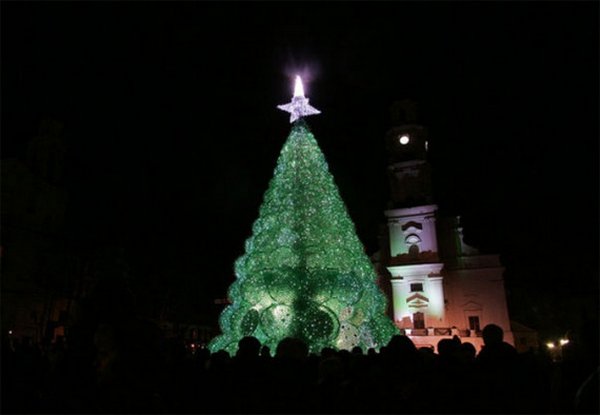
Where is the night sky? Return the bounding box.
[2,3,598,332]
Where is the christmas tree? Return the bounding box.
[209,77,398,354]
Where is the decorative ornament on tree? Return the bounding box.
[209,76,397,354]
[277,75,321,123]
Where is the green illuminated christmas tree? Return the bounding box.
[209,77,398,354]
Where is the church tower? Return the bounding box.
[379,100,514,350]
[385,99,433,208]
[383,100,446,331]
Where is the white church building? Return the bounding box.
[373,101,515,351]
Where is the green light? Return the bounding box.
[209,120,398,354]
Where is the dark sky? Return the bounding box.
[2,2,598,328]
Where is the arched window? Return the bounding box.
[408,244,420,258]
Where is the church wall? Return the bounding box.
[444,268,514,345]
[388,263,446,328]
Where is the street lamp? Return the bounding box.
[546,337,571,361]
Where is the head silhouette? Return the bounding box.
[237,336,261,359]
[260,345,271,358]
[482,324,504,347]
[387,334,417,355]
[437,338,460,357]
[276,337,308,360]
[351,346,363,355]
[460,342,477,361]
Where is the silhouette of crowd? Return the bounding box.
[2,323,598,414]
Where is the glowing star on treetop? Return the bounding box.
[277,75,321,123]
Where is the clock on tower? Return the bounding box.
[384,100,433,207]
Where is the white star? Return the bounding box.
[277,76,321,123]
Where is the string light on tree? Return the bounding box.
[209,76,398,355]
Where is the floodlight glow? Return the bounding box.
[399,135,410,145]
[546,342,555,349]
[559,339,569,346]
[293,75,305,97]
[277,76,321,123]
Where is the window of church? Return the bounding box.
[408,244,420,258]
[468,316,480,331]
[410,283,423,292]
[413,312,425,329]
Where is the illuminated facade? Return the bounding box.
[374,101,514,351]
